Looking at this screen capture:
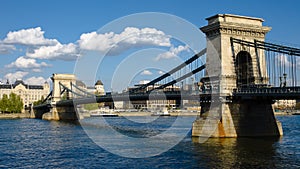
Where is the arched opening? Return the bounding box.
[236,51,254,87]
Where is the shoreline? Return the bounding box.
[81,111,199,118]
[0,113,30,119]
[1,111,297,120]
[116,111,199,116]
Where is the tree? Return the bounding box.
[0,94,9,113]
[295,102,300,110]
[0,93,23,113]
[15,94,23,113]
[83,103,99,110]
[61,93,68,100]
[8,93,23,113]
[33,96,45,106]
[8,93,16,113]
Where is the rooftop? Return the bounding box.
[0,79,44,90]
[95,80,103,86]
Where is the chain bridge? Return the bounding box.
[32,14,300,138]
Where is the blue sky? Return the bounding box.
[0,0,299,91]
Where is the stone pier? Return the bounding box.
[192,100,283,137]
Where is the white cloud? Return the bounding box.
[158,70,164,75]
[0,43,15,54]
[1,27,80,61]
[32,69,43,72]
[24,76,47,85]
[78,27,171,55]
[4,71,29,82]
[275,54,289,65]
[6,56,50,69]
[2,26,170,61]
[155,45,189,61]
[141,70,153,75]
[274,54,300,68]
[26,42,80,60]
[3,27,58,46]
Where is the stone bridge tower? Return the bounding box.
[201,14,271,94]
[192,14,283,138]
[51,73,76,102]
[42,74,77,121]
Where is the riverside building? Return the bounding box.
[0,79,50,109]
[123,81,181,110]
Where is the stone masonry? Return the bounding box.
[192,14,283,137]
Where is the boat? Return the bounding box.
[90,111,118,117]
[151,109,170,116]
[90,113,118,117]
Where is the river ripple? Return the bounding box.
[0,116,299,168]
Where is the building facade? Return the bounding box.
[95,80,105,95]
[0,79,50,108]
[124,81,181,110]
[72,79,105,97]
[274,100,296,110]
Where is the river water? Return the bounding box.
[0,115,299,168]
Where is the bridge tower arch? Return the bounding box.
[236,51,255,87]
[51,73,76,102]
[192,14,283,137]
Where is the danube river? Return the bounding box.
[0,116,299,168]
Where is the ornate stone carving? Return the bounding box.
[201,22,271,38]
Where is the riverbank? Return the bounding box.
[1,111,297,120]
[81,111,199,117]
[0,113,30,119]
[274,111,300,116]
[104,111,198,116]
[117,111,198,116]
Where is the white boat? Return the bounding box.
[90,111,118,117]
[151,109,170,116]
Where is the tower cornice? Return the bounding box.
[201,22,271,38]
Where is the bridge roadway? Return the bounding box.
[233,87,300,100]
[60,91,220,106]
[33,91,228,109]
[33,87,300,110]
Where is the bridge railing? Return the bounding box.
[234,87,300,94]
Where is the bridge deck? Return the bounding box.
[33,86,300,110]
[233,87,300,99]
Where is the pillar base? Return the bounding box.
[192,100,283,138]
[41,105,78,121]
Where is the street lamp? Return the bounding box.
[283,73,287,87]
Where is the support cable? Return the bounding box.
[148,64,206,92]
[273,51,276,86]
[289,55,292,86]
[130,48,206,93]
[71,82,95,97]
[293,56,297,86]
[267,50,271,85]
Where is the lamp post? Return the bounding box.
[283,73,287,87]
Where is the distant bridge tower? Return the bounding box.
[42,74,77,120]
[192,14,283,137]
[51,74,76,102]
